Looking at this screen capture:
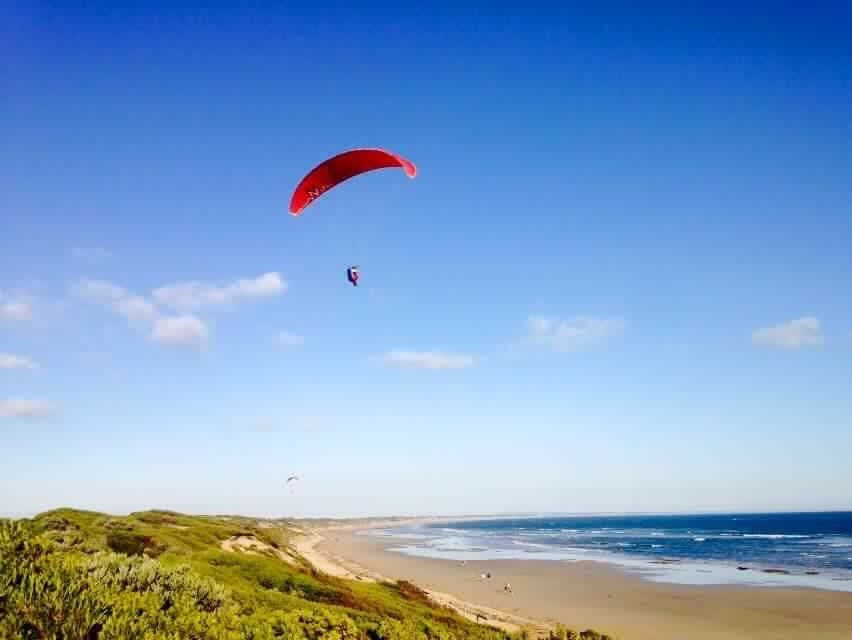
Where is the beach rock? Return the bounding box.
[762,568,790,575]
[737,566,749,571]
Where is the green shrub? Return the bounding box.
[132,510,180,525]
[105,530,166,557]
[0,511,610,640]
[393,581,431,605]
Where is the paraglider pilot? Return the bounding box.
[347,265,360,287]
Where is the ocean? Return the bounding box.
[364,512,852,592]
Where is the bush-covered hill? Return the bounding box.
[0,509,611,640]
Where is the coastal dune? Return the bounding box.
[313,528,852,640]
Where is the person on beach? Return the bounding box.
[503,582,512,594]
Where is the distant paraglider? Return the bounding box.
[286,475,299,494]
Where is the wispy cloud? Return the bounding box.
[523,314,627,351]
[73,278,208,349]
[73,279,126,304]
[244,415,334,433]
[152,272,285,312]
[245,417,279,433]
[298,416,335,432]
[74,279,158,325]
[0,353,40,370]
[752,316,824,350]
[276,331,304,348]
[73,271,284,350]
[151,315,208,350]
[382,350,475,370]
[0,291,34,322]
[71,247,112,262]
[0,398,56,419]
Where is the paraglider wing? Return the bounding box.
[289,148,417,215]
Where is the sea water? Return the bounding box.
[363,512,852,592]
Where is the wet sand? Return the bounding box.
[317,528,852,640]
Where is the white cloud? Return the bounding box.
[114,296,158,324]
[152,272,286,311]
[752,316,824,350]
[0,398,56,419]
[0,291,34,322]
[71,247,112,261]
[74,279,127,304]
[524,314,627,351]
[383,350,475,370]
[244,415,335,433]
[75,272,282,351]
[246,417,278,433]
[298,416,335,432]
[151,315,209,350]
[73,279,157,325]
[276,331,304,348]
[0,353,39,370]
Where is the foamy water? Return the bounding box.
[363,512,852,592]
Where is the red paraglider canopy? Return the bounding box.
[288,148,417,215]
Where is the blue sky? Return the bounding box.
[2,1,851,518]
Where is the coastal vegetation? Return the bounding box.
[0,509,613,640]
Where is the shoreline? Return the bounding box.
[382,537,852,594]
[292,522,545,634]
[296,521,852,640]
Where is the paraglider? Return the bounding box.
[288,148,416,216]
[288,148,417,287]
[286,475,299,494]
[346,266,360,287]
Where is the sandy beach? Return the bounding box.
[300,524,852,640]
